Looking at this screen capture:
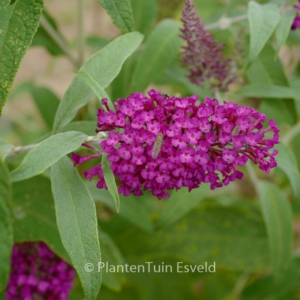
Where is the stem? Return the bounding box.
[205,14,248,31]
[205,6,293,31]
[40,16,79,68]
[7,133,107,157]
[78,0,85,67]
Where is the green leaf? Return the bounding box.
[244,44,297,124]
[237,84,297,99]
[108,201,270,271]
[130,19,182,92]
[32,10,64,56]
[260,99,296,126]
[86,36,109,52]
[156,185,210,229]
[0,160,13,292]
[258,181,293,277]
[100,231,125,291]
[53,32,143,133]
[29,85,60,129]
[0,139,13,160]
[98,0,134,33]
[246,44,289,86]
[111,52,138,100]
[156,61,213,97]
[275,10,297,53]
[247,1,281,65]
[102,153,120,213]
[241,258,300,300]
[130,0,157,35]
[87,183,154,234]
[77,71,114,111]
[51,156,101,300]
[12,176,68,261]
[276,144,300,206]
[0,0,44,114]
[10,131,87,182]
[62,121,97,136]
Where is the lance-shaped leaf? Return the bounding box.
[98,0,134,33]
[99,231,125,291]
[77,71,114,111]
[53,32,143,133]
[0,0,44,114]
[51,156,101,300]
[258,181,293,277]
[275,10,297,53]
[130,0,157,35]
[109,200,271,271]
[0,159,13,292]
[276,144,300,209]
[87,183,154,234]
[247,1,280,65]
[10,131,87,182]
[130,19,182,92]
[156,185,210,229]
[102,153,120,213]
[237,84,298,99]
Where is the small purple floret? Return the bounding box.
[5,242,75,300]
[72,90,279,200]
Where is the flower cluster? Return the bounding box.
[179,0,236,91]
[5,242,75,300]
[72,90,279,200]
[292,1,300,30]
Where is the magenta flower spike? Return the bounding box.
[72,90,279,200]
[5,242,75,300]
[180,0,236,91]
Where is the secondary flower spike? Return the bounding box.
[291,1,300,30]
[5,242,75,300]
[180,0,235,91]
[72,90,279,200]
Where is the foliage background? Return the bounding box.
[1,0,300,299]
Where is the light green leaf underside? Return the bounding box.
[258,181,293,277]
[0,0,44,114]
[98,0,134,33]
[51,156,101,300]
[53,32,143,133]
[130,19,182,92]
[10,131,87,182]
[0,160,13,292]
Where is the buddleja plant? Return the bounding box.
[1,0,300,299]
